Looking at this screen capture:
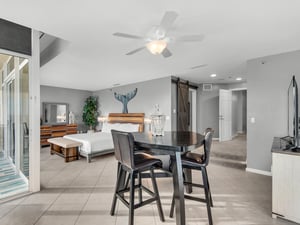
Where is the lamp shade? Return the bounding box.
[146,40,167,55]
[97,116,108,122]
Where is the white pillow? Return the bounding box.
[102,123,140,133]
[119,123,140,132]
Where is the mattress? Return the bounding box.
[63,122,140,155]
[64,132,113,154]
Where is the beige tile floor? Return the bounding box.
[0,137,297,225]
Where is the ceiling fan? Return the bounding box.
[113,11,204,58]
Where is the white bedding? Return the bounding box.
[63,122,140,155]
[64,132,113,154]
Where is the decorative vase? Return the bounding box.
[69,111,75,124]
[150,104,166,136]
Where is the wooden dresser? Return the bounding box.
[40,124,77,146]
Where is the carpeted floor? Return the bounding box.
[210,134,247,169]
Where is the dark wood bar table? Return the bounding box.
[133,131,205,225]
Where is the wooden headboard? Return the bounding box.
[108,113,145,132]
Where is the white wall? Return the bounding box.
[93,77,172,132]
[247,50,300,172]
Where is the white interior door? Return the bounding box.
[219,89,232,141]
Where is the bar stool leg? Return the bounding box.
[138,172,142,204]
[129,171,135,225]
[205,168,213,207]
[202,168,213,225]
[169,194,175,218]
[111,163,123,216]
[184,168,193,193]
[150,168,165,222]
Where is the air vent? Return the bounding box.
[203,83,213,91]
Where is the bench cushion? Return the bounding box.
[48,137,82,148]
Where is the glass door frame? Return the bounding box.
[2,55,27,175]
[0,30,40,195]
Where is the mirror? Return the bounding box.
[42,102,69,125]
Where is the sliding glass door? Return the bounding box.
[7,78,15,164]
[0,54,29,199]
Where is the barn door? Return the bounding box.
[177,81,189,131]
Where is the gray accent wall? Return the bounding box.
[93,77,172,132]
[40,85,92,125]
[0,19,31,55]
[228,82,247,90]
[247,50,300,172]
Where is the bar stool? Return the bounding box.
[170,129,214,225]
[110,129,165,225]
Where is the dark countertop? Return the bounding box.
[272,137,300,156]
[133,131,205,152]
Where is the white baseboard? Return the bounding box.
[213,137,219,141]
[246,167,272,176]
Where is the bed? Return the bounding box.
[64,113,145,162]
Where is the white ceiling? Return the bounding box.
[1,0,300,91]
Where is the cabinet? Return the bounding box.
[272,152,300,223]
[40,124,77,146]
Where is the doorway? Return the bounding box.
[219,88,247,141]
[217,88,247,166]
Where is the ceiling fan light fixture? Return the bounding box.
[146,40,167,55]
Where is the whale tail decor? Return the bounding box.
[114,88,138,113]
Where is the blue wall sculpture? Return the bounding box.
[114,88,138,113]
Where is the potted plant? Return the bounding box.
[82,96,99,132]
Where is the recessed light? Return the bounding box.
[236,77,242,81]
[210,74,217,78]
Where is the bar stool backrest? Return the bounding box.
[202,129,214,167]
[111,129,135,170]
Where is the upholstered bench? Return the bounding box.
[48,137,82,162]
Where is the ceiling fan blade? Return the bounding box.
[126,47,146,55]
[177,34,205,42]
[159,11,178,32]
[161,48,172,58]
[113,32,144,40]
[190,64,208,69]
